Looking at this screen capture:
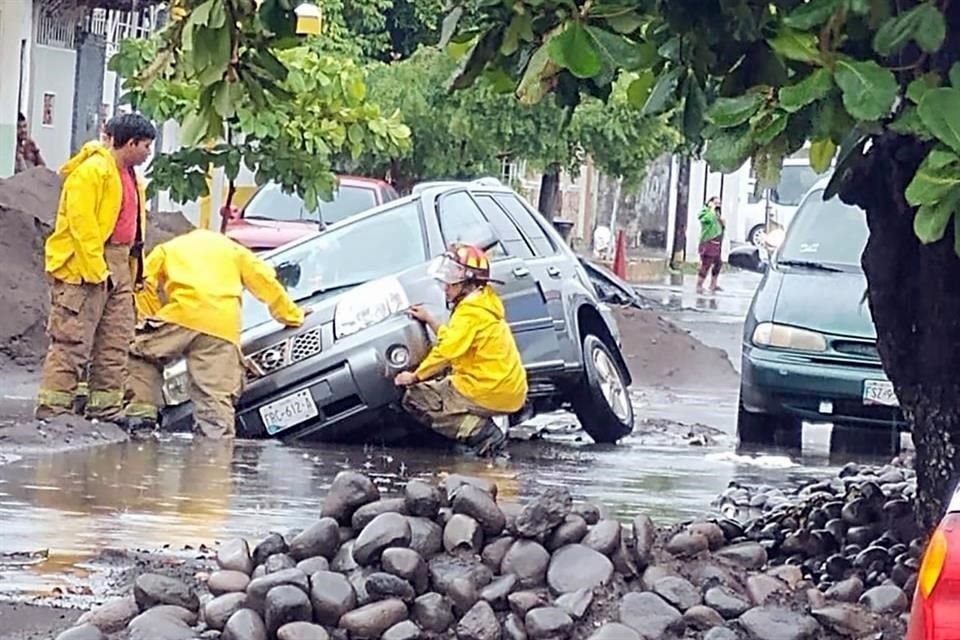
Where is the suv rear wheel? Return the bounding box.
[571,335,634,443]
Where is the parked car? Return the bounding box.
[161,183,635,445]
[224,175,399,251]
[729,176,905,447]
[907,486,960,639]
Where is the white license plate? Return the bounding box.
[259,389,319,434]
[863,380,898,407]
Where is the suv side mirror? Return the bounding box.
[729,245,766,273]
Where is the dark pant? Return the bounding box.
[698,240,722,278]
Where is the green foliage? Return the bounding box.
[441,0,960,255]
[112,1,410,208]
[354,47,676,190]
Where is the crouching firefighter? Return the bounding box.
[123,229,307,438]
[394,244,528,457]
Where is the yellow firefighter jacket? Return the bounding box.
[135,229,304,344]
[415,285,528,413]
[45,141,147,285]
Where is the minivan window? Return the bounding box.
[244,182,378,226]
[241,202,425,328]
[778,189,868,268]
[493,195,557,256]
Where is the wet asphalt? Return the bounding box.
[0,271,908,600]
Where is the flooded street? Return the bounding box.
[0,272,908,604]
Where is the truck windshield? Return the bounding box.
[778,189,868,269]
[244,182,378,226]
[241,201,426,328]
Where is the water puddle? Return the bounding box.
[0,426,893,601]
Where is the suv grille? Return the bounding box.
[246,328,323,379]
[832,340,880,361]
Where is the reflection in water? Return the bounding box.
[0,427,899,598]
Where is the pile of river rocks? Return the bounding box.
[55,470,908,640]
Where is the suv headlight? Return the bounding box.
[162,360,190,406]
[334,277,409,340]
[752,322,827,352]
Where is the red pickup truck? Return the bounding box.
[224,175,399,252]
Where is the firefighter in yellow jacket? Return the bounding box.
[36,114,156,421]
[394,244,528,456]
[125,229,307,438]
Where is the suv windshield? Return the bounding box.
[778,189,868,269]
[244,182,378,226]
[241,201,426,328]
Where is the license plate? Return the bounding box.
[863,380,898,407]
[259,389,319,434]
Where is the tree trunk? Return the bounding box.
[670,156,691,268]
[843,132,960,532]
[538,167,561,220]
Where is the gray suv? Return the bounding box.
[160,183,635,444]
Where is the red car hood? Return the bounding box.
[225,219,319,251]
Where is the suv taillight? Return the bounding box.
[909,513,960,639]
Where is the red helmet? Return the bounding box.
[428,243,494,284]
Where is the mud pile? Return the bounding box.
[0,167,194,368]
[59,470,908,640]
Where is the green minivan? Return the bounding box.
[730,176,906,447]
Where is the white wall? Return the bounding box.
[681,159,749,261]
[30,45,77,171]
[0,0,33,177]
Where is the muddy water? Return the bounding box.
[0,426,887,600]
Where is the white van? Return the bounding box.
[740,156,821,246]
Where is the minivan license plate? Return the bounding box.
[259,389,319,434]
[863,380,898,407]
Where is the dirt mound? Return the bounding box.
[0,168,195,368]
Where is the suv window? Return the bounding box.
[475,195,534,259]
[493,194,557,256]
[437,191,507,259]
[244,182,379,226]
[242,202,425,328]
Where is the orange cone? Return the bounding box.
[612,229,627,280]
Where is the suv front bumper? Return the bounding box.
[740,344,907,429]
[161,316,432,441]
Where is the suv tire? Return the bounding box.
[571,335,634,443]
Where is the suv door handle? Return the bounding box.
[547,266,562,278]
[512,266,531,278]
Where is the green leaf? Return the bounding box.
[640,67,682,116]
[751,109,788,146]
[703,125,756,173]
[180,111,207,146]
[768,28,822,64]
[585,26,650,71]
[918,88,960,155]
[517,42,558,105]
[779,68,834,113]
[212,80,232,117]
[606,11,644,34]
[440,6,464,47]
[907,73,940,104]
[682,76,707,143]
[834,59,898,121]
[548,22,602,79]
[626,70,655,107]
[873,4,946,56]
[950,63,960,89]
[914,198,956,244]
[707,94,764,128]
[500,13,533,56]
[784,0,841,30]
[889,106,933,140]
[954,214,960,258]
[905,148,960,206]
[810,138,836,173]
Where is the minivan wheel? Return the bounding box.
[571,335,634,443]
[737,402,802,449]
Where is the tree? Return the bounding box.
[112,0,410,210]
[443,0,960,530]
[356,47,676,216]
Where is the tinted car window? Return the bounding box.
[493,194,557,256]
[475,195,534,259]
[242,202,425,328]
[779,189,868,268]
[244,182,378,226]
[437,191,507,259]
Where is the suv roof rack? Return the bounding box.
[411,177,503,195]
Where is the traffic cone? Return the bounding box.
[612,229,627,280]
